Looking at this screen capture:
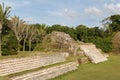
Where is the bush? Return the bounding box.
[2,33,18,56]
[87,37,112,53]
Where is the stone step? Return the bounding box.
[11,62,78,80]
[0,53,66,76]
[79,44,108,63]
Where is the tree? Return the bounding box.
[76,25,88,42]
[28,25,37,51]
[35,24,47,42]
[2,21,18,55]
[102,14,120,33]
[0,3,11,56]
[22,25,30,51]
[46,24,77,40]
[10,16,26,52]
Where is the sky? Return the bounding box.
[1,0,120,27]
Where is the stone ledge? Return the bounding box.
[11,62,78,80]
[0,53,66,76]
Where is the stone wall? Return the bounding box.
[78,57,90,64]
[11,62,78,80]
[0,53,66,76]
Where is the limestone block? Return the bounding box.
[11,62,78,80]
[79,44,108,63]
[0,53,66,76]
[78,57,90,64]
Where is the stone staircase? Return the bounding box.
[0,53,66,76]
[0,53,78,80]
[79,44,107,63]
[11,62,78,80]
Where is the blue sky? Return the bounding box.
[1,0,120,27]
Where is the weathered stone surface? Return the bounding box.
[78,57,90,64]
[11,62,78,80]
[112,32,120,53]
[61,52,69,58]
[34,31,78,52]
[0,53,66,76]
[79,44,108,63]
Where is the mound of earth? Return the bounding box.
[112,32,120,53]
[34,31,78,52]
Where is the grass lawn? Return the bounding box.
[51,55,120,80]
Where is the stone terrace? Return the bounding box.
[0,53,66,76]
[11,62,78,80]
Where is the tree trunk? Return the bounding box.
[23,39,26,51]
[0,22,2,56]
[29,39,32,51]
[18,41,20,53]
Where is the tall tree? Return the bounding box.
[76,25,88,42]
[22,25,30,51]
[35,24,47,42]
[0,3,11,56]
[102,14,120,33]
[28,25,37,51]
[10,16,26,52]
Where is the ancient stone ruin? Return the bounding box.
[11,62,78,80]
[0,53,78,80]
[0,53,66,76]
[34,31,78,52]
[79,44,108,63]
[112,32,120,53]
[0,31,108,80]
[35,31,108,63]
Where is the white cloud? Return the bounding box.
[110,0,115,2]
[50,9,80,19]
[85,7,102,16]
[104,3,120,14]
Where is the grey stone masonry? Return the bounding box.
[0,53,66,76]
[11,62,78,80]
[79,44,108,63]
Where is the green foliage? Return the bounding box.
[86,37,112,52]
[46,25,77,40]
[2,34,18,55]
[76,25,88,41]
[0,3,11,22]
[102,14,120,32]
[2,22,18,56]
[75,25,112,52]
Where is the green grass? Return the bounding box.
[0,76,11,80]
[51,55,120,80]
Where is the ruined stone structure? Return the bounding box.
[11,62,78,80]
[112,32,120,52]
[79,44,108,63]
[34,31,78,53]
[0,53,66,76]
[78,57,90,64]
[35,31,108,63]
[0,31,109,80]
